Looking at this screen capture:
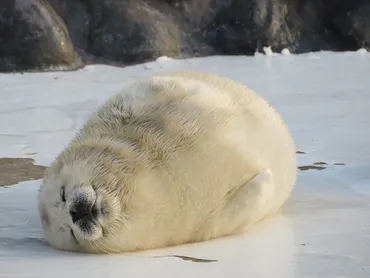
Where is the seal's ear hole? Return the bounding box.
[61,185,66,202]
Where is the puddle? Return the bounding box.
[313,162,328,165]
[298,165,326,171]
[0,157,46,187]
[153,255,217,263]
[298,161,346,171]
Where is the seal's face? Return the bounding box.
[38,163,123,253]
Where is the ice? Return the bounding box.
[0,51,369,277]
[0,108,74,135]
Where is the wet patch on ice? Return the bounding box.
[153,255,218,263]
[313,162,328,165]
[0,157,46,187]
[298,165,327,171]
[298,161,346,171]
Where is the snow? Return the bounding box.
[281,48,291,56]
[1,51,370,277]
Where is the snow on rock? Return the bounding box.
[0,51,369,278]
[357,48,368,55]
[156,56,173,62]
[281,48,291,56]
[263,46,277,56]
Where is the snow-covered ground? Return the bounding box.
[0,51,369,278]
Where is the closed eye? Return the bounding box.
[70,229,77,243]
[61,186,66,202]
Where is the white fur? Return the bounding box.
[38,69,297,254]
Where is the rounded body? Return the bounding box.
[38,70,297,253]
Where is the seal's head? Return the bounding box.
[37,142,141,254]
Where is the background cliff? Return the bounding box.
[0,0,369,72]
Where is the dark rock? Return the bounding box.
[1,0,370,73]
[204,0,304,54]
[48,0,213,65]
[331,0,370,50]
[0,0,83,72]
[84,0,199,63]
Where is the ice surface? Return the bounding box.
[0,51,369,277]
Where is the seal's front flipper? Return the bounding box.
[222,168,275,231]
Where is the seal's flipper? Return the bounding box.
[221,168,275,231]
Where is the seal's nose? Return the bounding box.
[67,186,97,223]
[70,201,93,223]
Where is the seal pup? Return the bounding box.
[38,69,297,254]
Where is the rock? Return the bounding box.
[84,0,202,63]
[48,0,213,65]
[0,0,370,73]
[199,0,366,54]
[0,0,83,72]
[331,0,370,50]
[204,0,304,54]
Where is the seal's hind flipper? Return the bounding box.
[222,168,275,231]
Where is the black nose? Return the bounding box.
[69,201,96,223]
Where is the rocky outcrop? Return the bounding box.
[0,0,369,72]
[0,0,82,72]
